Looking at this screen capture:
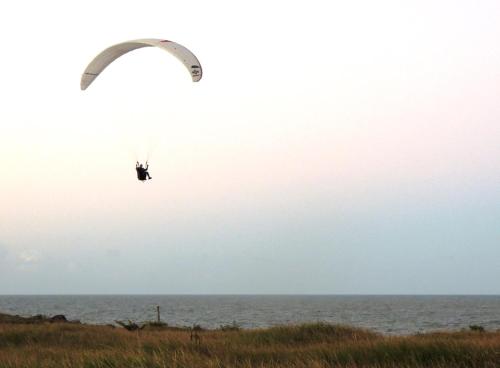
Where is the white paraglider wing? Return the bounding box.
[80,39,202,90]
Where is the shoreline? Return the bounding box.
[1,294,498,335]
[0,310,497,334]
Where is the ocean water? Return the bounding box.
[0,295,499,335]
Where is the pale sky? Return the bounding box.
[0,0,499,294]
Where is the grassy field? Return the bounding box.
[0,321,499,367]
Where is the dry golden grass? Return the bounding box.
[0,322,498,367]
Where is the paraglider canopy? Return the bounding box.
[80,39,202,90]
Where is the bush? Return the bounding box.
[219,320,241,331]
[469,325,485,332]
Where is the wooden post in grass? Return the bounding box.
[156,305,160,323]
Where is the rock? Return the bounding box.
[49,315,68,323]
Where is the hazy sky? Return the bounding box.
[0,0,499,294]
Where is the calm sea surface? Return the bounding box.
[0,295,499,335]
